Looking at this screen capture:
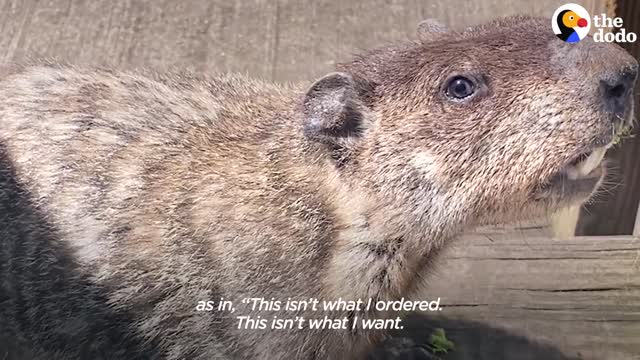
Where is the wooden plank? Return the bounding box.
[0,0,609,83]
[415,233,640,360]
[635,202,640,236]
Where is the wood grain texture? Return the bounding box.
[635,203,640,236]
[0,0,608,82]
[427,232,640,360]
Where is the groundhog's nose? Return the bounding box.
[599,66,637,119]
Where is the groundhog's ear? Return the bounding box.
[417,19,449,42]
[302,72,369,143]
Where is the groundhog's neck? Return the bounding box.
[328,194,457,301]
[291,149,460,303]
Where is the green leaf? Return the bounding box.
[612,125,634,146]
[427,328,455,354]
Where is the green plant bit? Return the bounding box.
[612,125,634,146]
[425,328,455,354]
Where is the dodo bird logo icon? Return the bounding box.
[552,4,591,42]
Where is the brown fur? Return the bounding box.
[0,16,637,359]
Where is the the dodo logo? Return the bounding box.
[552,4,590,42]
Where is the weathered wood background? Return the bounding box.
[426,228,640,360]
[0,0,638,359]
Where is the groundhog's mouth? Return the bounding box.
[534,146,609,201]
[564,147,607,180]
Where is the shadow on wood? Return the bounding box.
[370,314,581,360]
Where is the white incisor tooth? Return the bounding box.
[576,147,606,176]
[566,166,580,180]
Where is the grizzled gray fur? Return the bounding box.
[0,16,637,360]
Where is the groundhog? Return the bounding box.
[0,16,637,360]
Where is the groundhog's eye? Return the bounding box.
[445,76,476,100]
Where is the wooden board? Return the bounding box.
[635,203,640,236]
[418,232,640,360]
[0,0,608,82]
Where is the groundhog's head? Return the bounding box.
[302,16,637,229]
